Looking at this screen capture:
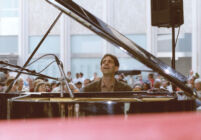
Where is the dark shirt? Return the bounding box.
[80,78,132,92]
[101,79,115,92]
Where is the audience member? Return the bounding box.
[67,71,72,82]
[27,77,34,92]
[0,72,6,92]
[0,82,5,92]
[17,78,24,92]
[188,69,194,79]
[79,72,85,83]
[161,80,172,92]
[34,82,47,92]
[117,73,127,83]
[75,81,82,90]
[83,79,91,87]
[4,77,18,92]
[142,81,151,91]
[0,72,7,83]
[187,76,196,89]
[195,78,201,98]
[133,84,142,91]
[52,82,79,93]
[51,81,58,91]
[148,73,155,88]
[137,75,144,85]
[45,82,51,92]
[73,73,80,84]
[90,72,100,82]
[153,79,161,89]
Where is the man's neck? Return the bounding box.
[102,75,115,84]
[101,75,116,92]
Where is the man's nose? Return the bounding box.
[104,60,109,64]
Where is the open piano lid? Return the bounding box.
[46,0,196,98]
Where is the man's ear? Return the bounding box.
[115,66,119,72]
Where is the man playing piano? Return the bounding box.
[81,54,132,92]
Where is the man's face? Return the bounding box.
[195,83,201,91]
[101,56,119,76]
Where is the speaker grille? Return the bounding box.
[151,0,184,27]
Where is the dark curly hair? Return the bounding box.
[100,53,119,67]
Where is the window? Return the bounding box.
[0,0,18,17]
[71,58,101,79]
[0,35,18,53]
[0,0,19,55]
[71,35,103,54]
[157,33,192,53]
[114,34,147,54]
[29,35,60,54]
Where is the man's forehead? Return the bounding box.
[102,56,114,61]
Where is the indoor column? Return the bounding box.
[192,0,201,76]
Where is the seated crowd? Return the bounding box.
[0,70,201,99]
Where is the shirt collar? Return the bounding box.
[101,78,115,89]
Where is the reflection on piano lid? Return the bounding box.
[46,0,196,98]
[116,70,141,76]
[115,70,153,76]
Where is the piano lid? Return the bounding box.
[46,0,196,98]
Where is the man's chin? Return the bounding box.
[102,72,114,76]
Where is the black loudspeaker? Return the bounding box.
[151,0,184,27]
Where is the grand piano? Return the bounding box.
[0,0,199,119]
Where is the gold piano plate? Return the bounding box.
[141,98,175,102]
[14,97,174,103]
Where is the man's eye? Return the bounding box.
[103,60,107,63]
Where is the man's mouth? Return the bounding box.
[103,67,110,69]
